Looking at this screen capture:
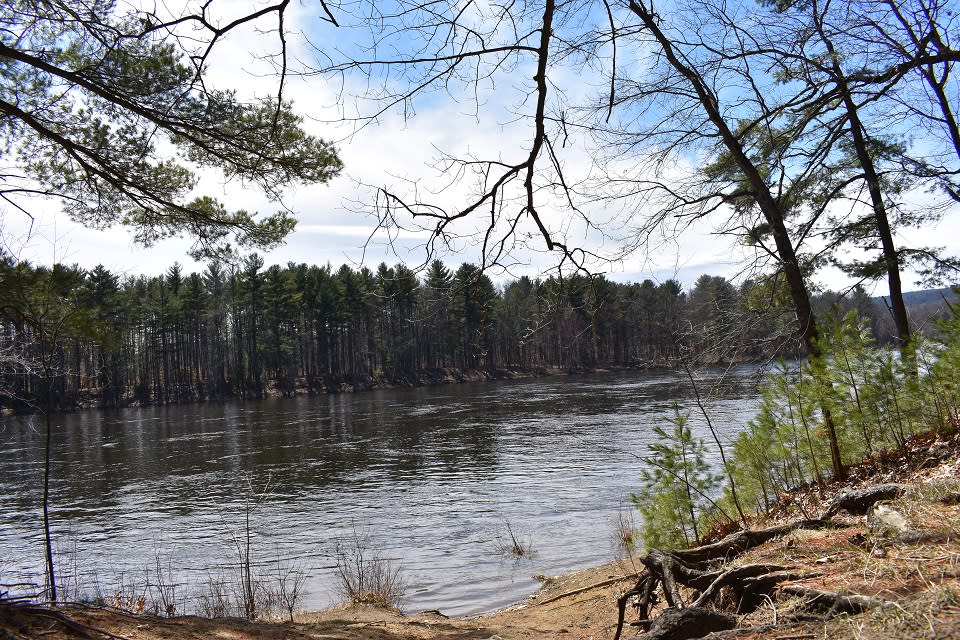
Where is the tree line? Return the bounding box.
[0,253,920,413]
[2,0,959,609]
[1,0,956,462]
[299,0,960,480]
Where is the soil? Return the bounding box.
[4,430,960,640]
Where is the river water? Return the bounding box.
[0,368,761,616]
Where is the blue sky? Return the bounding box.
[2,0,958,295]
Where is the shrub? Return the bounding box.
[494,521,537,558]
[333,528,405,608]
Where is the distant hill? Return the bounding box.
[876,287,958,308]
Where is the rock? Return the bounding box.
[938,491,960,505]
[867,501,911,536]
[642,607,736,640]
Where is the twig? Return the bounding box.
[535,573,638,606]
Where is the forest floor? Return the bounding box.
[3,431,960,640]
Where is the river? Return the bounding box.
[0,368,761,616]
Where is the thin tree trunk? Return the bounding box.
[814,1,911,351]
[629,0,845,478]
[41,340,57,604]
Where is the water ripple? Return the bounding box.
[0,368,759,615]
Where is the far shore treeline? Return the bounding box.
[0,254,953,413]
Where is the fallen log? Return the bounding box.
[821,483,909,518]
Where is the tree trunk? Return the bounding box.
[629,0,845,479]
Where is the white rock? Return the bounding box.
[867,501,910,536]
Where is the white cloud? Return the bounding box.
[3,0,958,295]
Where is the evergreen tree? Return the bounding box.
[632,406,722,550]
[1,0,342,256]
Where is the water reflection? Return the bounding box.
[0,368,759,615]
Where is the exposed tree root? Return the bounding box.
[613,554,801,639]
[612,519,886,640]
[672,520,833,564]
[639,606,736,640]
[697,623,818,639]
[0,601,130,640]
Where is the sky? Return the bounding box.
[2,0,958,294]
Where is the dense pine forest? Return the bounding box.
[0,254,948,413]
